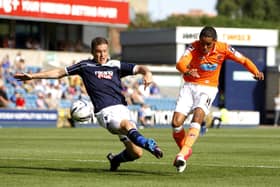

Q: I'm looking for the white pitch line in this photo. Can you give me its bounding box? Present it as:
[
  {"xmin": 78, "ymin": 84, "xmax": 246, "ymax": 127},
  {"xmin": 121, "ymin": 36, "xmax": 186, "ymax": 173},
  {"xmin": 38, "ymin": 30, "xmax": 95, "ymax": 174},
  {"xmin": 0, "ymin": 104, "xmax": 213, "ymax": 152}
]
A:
[{"xmin": 0, "ymin": 157, "xmax": 280, "ymax": 169}]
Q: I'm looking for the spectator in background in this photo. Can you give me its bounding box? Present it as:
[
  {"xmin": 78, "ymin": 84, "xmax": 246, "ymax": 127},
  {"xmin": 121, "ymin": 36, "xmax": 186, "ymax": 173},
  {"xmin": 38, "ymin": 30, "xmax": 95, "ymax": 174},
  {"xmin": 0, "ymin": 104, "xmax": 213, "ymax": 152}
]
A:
[
  {"xmin": 8, "ymin": 34, "xmax": 15, "ymax": 48},
  {"xmin": 274, "ymin": 93, "xmax": 280, "ymax": 127},
  {"xmin": 45, "ymin": 92, "xmax": 58, "ymax": 109},
  {"xmin": 130, "ymin": 81, "xmax": 145, "ymax": 104},
  {"xmin": 120, "ymin": 80, "xmax": 144, "ymax": 105},
  {"xmin": 75, "ymin": 39, "xmax": 83, "ymax": 52},
  {"xmin": 0, "ymin": 80, "xmax": 9, "ymax": 108},
  {"xmin": 2, "ymin": 35, "xmax": 9, "ymax": 48},
  {"xmin": 33, "ymin": 79, "xmax": 46, "ymax": 94},
  {"xmin": 14, "ymin": 51, "xmax": 24, "ymax": 64},
  {"xmin": 32, "ymin": 39, "xmax": 41, "ymax": 50},
  {"xmin": 138, "ymin": 103, "xmax": 154, "ymax": 128},
  {"xmin": 46, "ymin": 81, "xmax": 63, "ymax": 101},
  {"xmin": 1, "ymin": 54, "xmax": 11, "ymax": 70},
  {"xmin": 14, "ymin": 58, "xmax": 26, "ymax": 73},
  {"xmin": 15, "ymin": 92, "xmax": 25, "ymax": 109},
  {"xmin": 36, "ymin": 92, "xmax": 47, "ymax": 109},
  {"xmin": 149, "ymin": 82, "xmax": 161, "ymax": 98},
  {"xmin": 138, "ymin": 79, "xmax": 150, "ymax": 98},
  {"xmin": 22, "ymin": 79, "xmax": 35, "ymax": 93},
  {"xmin": 10, "ymin": 91, "xmax": 18, "ymax": 105},
  {"xmin": 25, "ymin": 37, "xmax": 33, "ymax": 49},
  {"xmin": 3, "ymin": 34, "xmax": 15, "ymax": 48},
  {"xmin": 59, "ymin": 79, "xmax": 69, "ymax": 95}
]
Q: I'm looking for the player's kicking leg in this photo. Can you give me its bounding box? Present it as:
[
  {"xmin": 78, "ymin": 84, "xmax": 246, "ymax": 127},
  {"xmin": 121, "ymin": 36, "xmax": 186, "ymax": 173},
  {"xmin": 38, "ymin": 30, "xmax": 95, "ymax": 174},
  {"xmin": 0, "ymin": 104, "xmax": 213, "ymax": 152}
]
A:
[
  {"xmin": 173, "ymin": 148, "xmax": 192, "ymax": 172},
  {"xmin": 173, "ymin": 122, "xmax": 201, "ymax": 172},
  {"xmin": 127, "ymin": 128, "xmax": 163, "ymax": 158},
  {"xmin": 107, "ymin": 133, "xmax": 163, "ymax": 171},
  {"xmin": 107, "ymin": 136, "xmax": 142, "ymax": 171}
]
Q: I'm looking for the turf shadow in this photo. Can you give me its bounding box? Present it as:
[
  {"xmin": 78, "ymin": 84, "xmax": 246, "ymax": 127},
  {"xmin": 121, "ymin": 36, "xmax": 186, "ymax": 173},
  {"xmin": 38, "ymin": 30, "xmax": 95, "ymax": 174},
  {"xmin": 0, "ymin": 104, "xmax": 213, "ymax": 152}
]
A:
[{"xmin": 0, "ymin": 165, "xmax": 173, "ymax": 176}]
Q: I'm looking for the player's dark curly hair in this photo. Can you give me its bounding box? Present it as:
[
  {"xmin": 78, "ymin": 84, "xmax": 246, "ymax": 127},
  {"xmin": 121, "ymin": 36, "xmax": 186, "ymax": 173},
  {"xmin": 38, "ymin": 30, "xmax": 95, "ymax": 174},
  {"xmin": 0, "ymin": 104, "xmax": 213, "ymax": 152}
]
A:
[
  {"xmin": 199, "ymin": 26, "xmax": 217, "ymax": 40},
  {"xmin": 91, "ymin": 37, "xmax": 108, "ymax": 53}
]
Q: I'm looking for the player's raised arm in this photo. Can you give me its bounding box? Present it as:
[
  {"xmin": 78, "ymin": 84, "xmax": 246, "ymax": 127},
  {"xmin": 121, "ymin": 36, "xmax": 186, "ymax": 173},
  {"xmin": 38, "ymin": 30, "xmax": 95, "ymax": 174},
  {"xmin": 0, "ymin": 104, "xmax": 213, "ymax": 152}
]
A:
[
  {"xmin": 227, "ymin": 50, "xmax": 264, "ymax": 81},
  {"xmin": 14, "ymin": 68, "xmax": 67, "ymax": 81},
  {"xmin": 240, "ymin": 58, "xmax": 264, "ymax": 80}
]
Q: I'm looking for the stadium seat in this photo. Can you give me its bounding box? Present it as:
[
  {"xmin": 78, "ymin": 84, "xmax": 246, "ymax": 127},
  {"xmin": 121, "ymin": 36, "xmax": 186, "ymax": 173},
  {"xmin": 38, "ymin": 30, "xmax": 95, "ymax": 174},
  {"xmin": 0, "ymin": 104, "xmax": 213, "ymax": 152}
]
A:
[
  {"xmin": 26, "ymin": 66, "xmax": 41, "ymax": 73},
  {"xmin": 144, "ymin": 98, "xmax": 176, "ymax": 110},
  {"xmin": 59, "ymin": 99, "xmax": 72, "ymax": 108},
  {"xmin": 128, "ymin": 104, "xmax": 141, "ymax": 111},
  {"xmin": 25, "ymin": 94, "xmax": 38, "ymax": 109}
]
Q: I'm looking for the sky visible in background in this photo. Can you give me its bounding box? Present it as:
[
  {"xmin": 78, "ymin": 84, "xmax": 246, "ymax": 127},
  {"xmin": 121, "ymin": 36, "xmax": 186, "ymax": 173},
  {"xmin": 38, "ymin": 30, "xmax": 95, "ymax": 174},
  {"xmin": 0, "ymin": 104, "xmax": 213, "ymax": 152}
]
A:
[{"xmin": 148, "ymin": 0, "xmax": 217, "ymax": 21}]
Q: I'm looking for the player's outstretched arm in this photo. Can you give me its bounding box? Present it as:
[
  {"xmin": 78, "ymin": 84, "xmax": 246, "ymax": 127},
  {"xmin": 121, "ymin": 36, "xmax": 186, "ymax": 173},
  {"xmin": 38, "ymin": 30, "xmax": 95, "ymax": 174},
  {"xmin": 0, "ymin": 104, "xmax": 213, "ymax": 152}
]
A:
[
  {"xmin": 241, "ymin": 58, "xmax": 264, "ymax": 81},
  {"xmin": 14, "ymin": 68, "xmax": 67, "ymax": 81}
]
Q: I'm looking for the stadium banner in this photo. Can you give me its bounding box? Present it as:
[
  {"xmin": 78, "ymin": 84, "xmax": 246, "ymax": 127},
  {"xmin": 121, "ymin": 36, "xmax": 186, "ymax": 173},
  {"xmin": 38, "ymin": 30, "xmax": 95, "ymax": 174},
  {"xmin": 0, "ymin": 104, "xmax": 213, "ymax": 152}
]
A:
[
  {"xmin": 176, "ymin": 27, "xmax": 278, "ymax": 47},
  {"xmin": 0, "ymin": 108, "xmax": 260, "ymax": 128},
  {"xmin": 0, "ymin": 0, "xmax": 129, "ymax": 26},
  {"xmin": 0, "ymin": 109, "xmax": 57, "ymax": 127},
  {"xmin": 129, "ymin": 110, "xmax": 260, "ymax": 127}
]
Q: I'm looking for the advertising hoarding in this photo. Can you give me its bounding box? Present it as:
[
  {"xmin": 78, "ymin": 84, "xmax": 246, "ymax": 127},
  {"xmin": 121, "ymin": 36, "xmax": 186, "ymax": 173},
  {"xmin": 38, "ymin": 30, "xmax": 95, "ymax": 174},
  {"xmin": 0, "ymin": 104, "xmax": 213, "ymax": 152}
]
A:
[{"xmin": 0, "ymin": 0, "xmax": 129, "ymax": 26}]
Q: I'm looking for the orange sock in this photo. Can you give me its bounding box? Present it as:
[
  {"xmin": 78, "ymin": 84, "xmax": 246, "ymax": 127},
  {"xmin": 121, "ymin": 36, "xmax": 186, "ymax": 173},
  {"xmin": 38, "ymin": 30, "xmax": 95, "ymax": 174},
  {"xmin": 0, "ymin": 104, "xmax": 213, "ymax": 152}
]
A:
[
  {"xmin": 172, "ymin": 127, "xmax": 185, "ymax": 149},
  {"xmin": 178, "ymin": 122, "xmax": 201, "ymax": 158}
]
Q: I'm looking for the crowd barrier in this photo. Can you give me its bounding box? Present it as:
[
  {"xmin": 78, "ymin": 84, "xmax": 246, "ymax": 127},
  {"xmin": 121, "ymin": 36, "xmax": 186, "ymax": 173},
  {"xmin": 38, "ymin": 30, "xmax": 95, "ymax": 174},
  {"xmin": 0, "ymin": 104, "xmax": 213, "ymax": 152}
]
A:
[
  {"xmin": 0, "ymin": 109, "xmax": 57, "ymax": 128},
  {"xmin": 0, "ymin": 108, "xmax": 260, "ymax": 128}
]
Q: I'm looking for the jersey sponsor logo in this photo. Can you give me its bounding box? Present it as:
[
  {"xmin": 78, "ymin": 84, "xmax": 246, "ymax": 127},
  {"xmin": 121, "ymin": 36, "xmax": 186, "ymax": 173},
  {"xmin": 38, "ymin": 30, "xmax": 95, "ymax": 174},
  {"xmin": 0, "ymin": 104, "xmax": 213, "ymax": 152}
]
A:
[
  {"xmin": 200, "ymin": 63, "xmax": 218, "ymax": 71},
  {"xmin": 95, "ymin": 71, "xmax": 113, "ymax": 79}
]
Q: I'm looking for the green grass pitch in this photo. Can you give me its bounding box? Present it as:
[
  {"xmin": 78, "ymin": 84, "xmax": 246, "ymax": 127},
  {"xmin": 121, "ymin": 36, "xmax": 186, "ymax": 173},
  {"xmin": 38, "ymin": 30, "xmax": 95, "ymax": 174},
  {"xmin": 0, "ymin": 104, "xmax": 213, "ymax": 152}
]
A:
[{"xmin": 0, "ymin": 127, "xmax": 280, "ymax": 187}]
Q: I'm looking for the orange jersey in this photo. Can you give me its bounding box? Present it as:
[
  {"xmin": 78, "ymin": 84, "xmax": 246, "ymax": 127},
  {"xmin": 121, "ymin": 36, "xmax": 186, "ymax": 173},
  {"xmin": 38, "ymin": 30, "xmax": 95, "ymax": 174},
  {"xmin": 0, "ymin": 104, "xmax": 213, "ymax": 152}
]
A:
[{"xmin": 176, "ymin": 41, "xmax": 260, "ymax": 87}]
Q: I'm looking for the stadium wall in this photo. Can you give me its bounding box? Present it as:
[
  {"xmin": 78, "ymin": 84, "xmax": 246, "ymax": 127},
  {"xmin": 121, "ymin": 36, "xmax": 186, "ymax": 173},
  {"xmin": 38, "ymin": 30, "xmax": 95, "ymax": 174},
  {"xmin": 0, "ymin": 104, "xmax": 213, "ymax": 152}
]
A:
[{"xmin": 0, "ymin": 108, "xmax": 260, "ymax": 128}]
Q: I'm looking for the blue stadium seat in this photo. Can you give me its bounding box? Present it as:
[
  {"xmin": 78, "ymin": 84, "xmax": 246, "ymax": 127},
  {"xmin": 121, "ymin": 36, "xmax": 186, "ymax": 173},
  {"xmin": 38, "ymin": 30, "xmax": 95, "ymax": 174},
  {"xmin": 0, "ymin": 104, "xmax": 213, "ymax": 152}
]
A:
[
  {"xmin": 5, "ymin": 84, "xmax": 15, "ymax": 99},
  {"xmin": 26, "ymin": 66, "xmax": 41, "ymax": 73},
  {"xmin": 144, "ymin": 98, "xmax": 176, "ymax": 110},
  {"xmin": 60, "ymin": 99, "xmax": 72, "ymax": 108},
  {"xmin": 128, "ymin": 104, "xmax": 141, "ymax": 111},
  {"xmin": 25, "ymin": 94, "xmax": 38, "ymax": 109}
]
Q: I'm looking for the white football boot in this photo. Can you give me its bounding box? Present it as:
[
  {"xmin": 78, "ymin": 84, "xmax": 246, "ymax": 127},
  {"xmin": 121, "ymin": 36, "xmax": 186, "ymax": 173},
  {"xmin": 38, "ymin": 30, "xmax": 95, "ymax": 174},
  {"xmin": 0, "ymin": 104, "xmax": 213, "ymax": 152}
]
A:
[{"xmin": 173, "ymin": 154, "xmax": 186, "ymax": 173}]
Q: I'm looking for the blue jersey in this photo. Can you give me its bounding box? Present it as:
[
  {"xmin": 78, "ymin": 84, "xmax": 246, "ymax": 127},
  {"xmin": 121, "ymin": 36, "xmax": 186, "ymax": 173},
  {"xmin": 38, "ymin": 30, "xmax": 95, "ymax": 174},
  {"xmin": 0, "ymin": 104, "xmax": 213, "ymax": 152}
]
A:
[{"xmin": 66, "ymin": 59, "xmax": 136, "ymax": 113}]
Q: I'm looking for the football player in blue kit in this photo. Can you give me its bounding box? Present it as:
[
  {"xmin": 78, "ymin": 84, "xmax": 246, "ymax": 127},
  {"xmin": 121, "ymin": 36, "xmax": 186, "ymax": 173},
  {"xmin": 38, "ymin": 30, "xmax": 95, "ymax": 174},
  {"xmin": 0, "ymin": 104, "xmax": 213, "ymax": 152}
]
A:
[{"xmin": 14, "ymin": 37, "xmax": 163, "ymax": 171}]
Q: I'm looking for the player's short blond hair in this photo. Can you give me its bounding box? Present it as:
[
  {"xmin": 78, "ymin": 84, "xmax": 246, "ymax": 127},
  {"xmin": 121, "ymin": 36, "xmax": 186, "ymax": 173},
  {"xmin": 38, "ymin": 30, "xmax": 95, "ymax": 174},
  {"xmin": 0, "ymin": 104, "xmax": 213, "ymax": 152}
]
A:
[{"xmin": 91, "ymin": 37, "xmax": 109, "ymax": 54}]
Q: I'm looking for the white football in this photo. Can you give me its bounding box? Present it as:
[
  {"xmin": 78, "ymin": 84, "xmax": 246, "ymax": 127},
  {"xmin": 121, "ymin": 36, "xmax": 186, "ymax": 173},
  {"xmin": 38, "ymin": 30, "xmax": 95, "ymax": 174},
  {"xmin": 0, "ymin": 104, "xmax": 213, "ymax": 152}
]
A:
[{"xmin": 70, "ymin": 99, "xmax": 93, "ymax": 123}]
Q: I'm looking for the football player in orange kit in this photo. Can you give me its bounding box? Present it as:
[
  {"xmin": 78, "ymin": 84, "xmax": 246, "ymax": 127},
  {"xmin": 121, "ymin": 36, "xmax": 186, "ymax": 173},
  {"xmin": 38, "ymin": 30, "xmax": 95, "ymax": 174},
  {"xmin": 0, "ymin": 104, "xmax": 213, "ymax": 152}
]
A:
[{"xmin": 172, "ymin": 26, "xmax": 264, "ymax": 172}]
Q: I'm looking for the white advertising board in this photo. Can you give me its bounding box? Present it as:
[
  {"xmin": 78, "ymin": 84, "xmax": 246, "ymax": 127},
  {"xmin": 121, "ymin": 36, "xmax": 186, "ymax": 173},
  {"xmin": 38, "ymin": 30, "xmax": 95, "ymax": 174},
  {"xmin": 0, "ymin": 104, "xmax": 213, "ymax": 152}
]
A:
[{"xmin": 176, "ymin": 26, "xmax": 278, "ymax": 47}]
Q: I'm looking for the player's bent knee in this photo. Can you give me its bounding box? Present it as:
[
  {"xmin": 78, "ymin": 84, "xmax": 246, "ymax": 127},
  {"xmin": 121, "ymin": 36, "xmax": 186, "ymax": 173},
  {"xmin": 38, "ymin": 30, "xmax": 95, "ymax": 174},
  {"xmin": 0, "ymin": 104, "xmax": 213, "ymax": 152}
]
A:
[
  {"xmin": 120, "ymin": 119, "xmax": 137, "ymax": 133},
  {"xmin": 171, "ymin": 117, "xmax": 184, "ymax": 128},
  {"xmin": 171, "ymin": 112, "xmax": 186, "ymax": 127}
]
